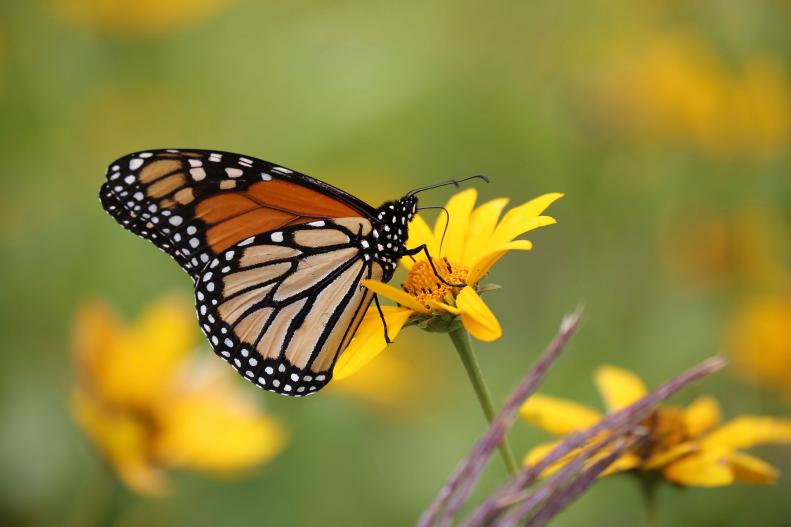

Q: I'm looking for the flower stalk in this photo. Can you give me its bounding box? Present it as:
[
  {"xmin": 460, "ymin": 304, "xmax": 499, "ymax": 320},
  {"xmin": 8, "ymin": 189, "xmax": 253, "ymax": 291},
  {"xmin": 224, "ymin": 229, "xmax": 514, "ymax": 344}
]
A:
[
  {"xmin": 417, "ymin": 310, "xmax": 583, "ymax": 527},
  {"xmin": 638, "ymin": 475, "xmax": 659, "ymax": 527},
  {"xmin": 448, "ymin": 326, "xmax": 518, "ymax": 477}
]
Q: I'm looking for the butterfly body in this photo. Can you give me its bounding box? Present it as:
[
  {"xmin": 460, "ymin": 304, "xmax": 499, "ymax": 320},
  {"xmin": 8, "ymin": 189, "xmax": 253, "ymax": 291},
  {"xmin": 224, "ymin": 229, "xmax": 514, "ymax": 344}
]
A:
[{"xmin": 100, "ymin": 149, "xmax": 416, "ymax": 396}]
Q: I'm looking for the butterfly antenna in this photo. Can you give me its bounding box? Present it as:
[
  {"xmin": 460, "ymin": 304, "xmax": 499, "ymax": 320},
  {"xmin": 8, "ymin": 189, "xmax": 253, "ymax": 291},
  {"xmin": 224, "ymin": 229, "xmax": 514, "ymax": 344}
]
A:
[
  {"xmin": 416, "ymin": 205, "xmax": 451, "ymax": 253},
  {"xmin": 407, "ymin": 174, "xmax": 489, "ymax": 197}
]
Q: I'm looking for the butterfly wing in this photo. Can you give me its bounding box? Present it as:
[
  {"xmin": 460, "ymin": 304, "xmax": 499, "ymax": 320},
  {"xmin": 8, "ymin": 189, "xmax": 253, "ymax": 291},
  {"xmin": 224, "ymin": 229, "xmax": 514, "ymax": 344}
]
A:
[
  {"xmin": 197, "ymin": 218, "xmax": 384, "ymax": 394},
  {"xmin": 99, "ymin": 149, "xmax": 375, "ymax": 277},
  {"xmin": 100, "ymin": 149, "xmax": 384, "ymax": 396}
]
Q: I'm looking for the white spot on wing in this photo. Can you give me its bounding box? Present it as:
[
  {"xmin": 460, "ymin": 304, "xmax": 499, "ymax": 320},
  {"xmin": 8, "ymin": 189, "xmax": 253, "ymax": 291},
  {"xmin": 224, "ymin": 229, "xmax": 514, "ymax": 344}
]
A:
[{"xmin": 190, "ymin": 168, "xmax": 206, "ymax": 181}]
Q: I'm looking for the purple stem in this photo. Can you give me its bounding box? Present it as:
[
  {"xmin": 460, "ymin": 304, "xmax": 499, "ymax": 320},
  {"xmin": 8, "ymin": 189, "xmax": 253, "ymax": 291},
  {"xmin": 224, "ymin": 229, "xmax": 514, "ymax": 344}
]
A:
[
  {"xmin": 462, "ymin": 355, "xmax": 726, "ymax": 527},
  {"xmin": 416, "ymin": 309, "xmax": 584, "ymax": 527},
  {"xmin": 523, "ymin": 439, "xmax": 635, "ymax": 527},
  {"xmin": 492, "ymin": 437, "xmax": 608, "ymax": 527}
]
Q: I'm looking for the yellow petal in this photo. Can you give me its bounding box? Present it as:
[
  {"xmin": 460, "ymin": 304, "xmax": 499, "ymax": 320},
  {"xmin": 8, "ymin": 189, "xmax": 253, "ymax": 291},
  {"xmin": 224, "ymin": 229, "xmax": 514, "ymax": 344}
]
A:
[
  {"xmin": 133, "ymin": 296, "xmax": 196, "ymax": 366},
  {"xmin": 333, "ymin": 307, "xmax": 413, "ymax": 379},
  {"xmin": 702, "ymin": 416, "xmax": 791, "ymax": 450},
  {"xmin": 401, "ymin": 214, "xmax": 437, "ymax": 270},
  {"xmin": 490, "ymin": 192, "xmax": 563, "ymax": 247},
  {"xmin": 490, "ymin": 215, "xmax": 557, "ymax": 249},
  {"xmin": 644, "ymin": 441, "xmax": 698, "ymax": 469},
  {"xmin": 71, "ymin": 388, "xmax": 168, "ymax": 496},
  {"xmin": 330, "ymin": 347, "xmax": 421, "ymax": 410},
  {"xmin": 426, "ymin": 299, "xmax": 461, "ymax": 315},
  {"xmin": 663, "ymin": 449, "xmax": 735, "ymax": 487},
  {"xmin": 467, "ymin": 239, "xmax": 534, "ymax": 285},
  {"xmin": 523, "ymin": 440, "xmax": 568, "ymax": 475},
  {"xmin": 523, "ymin": 439, "xmax": 632, "ymax": 479},
  {"xmin": 461, "ymin": 198, "xmax": 509, "ymax": 268},
  {"xmin": 361, "ymin": 279, "xmax": 430, "ymax": 314},
  {"xmin": 728, "ymin": 451, "xmax": 780, "ymax": 485},
  {"xmin": 456, "ymin": 287, "xmax": 502, "ymax": 341},
  {"xmin": 86, "ymin": 296, "xmax": 196, "ymax": 409},
  {"xmin": 683, "ymin": 396, "xmax": 722, "ymax": 438},
  {"xmin": 72, "ymin": 299, "xmax": 123, "ymax": 373},
  {"xmin": 153, "ymin": 365, "xmax": 286, "ymax": 472},
  {"xmin": 600, "ymin": 452, "xmax": 641, "ymax": 476},
  {"xmin": 519, "ymin": 394, "xmax": 603, "ymax": 435},
  {"xmin": 593, "ymin": 365, "xmax": 648, "ymax": 413},
  {"xmin": 437, "ymin": 188, "xmax": 477, "ymax": 262}
]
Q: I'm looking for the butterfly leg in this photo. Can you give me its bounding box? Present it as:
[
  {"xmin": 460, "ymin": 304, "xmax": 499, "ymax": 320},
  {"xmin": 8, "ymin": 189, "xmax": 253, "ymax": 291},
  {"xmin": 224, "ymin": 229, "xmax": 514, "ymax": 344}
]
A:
[
  {"xmin": 373, "ymin": 294, "xmax": 392, "ymax": 343},
  {"xmin": 404, "ymin": 244, "xmax": 466, "ymax": 288}
]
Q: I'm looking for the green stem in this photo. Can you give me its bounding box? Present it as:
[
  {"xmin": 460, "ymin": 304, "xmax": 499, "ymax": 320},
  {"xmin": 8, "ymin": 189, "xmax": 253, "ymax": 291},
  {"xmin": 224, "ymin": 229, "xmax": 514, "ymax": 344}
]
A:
[
  {"xmin": 638, "ymin": 475, "xmax": 659, "ymax": 527},
  {"xmin": 448, "ymin": 326, "xmax": 518, "ymax": 477}
]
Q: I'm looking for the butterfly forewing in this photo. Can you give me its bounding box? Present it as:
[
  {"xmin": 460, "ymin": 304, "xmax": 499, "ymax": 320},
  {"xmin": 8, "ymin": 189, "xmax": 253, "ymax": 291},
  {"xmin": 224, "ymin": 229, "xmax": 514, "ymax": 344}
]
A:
[{"xmin": 99, "ymin": 149, "xmax": 375, "ymax": 278}]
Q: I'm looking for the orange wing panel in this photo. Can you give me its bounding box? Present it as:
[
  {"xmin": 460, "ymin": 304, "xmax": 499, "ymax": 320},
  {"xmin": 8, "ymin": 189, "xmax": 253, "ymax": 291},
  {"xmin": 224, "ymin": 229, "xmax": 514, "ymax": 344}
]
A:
[
  {"xmin": 206, "ymin": 209, "xmax": 294, "ymax": 252},
  {"xmin": 247, "ymin": 180, "xmax": 361, "ymax": 218},
  {"xmin": 196, "ymin": 179, "xmax": 364, "ymax": 253}
]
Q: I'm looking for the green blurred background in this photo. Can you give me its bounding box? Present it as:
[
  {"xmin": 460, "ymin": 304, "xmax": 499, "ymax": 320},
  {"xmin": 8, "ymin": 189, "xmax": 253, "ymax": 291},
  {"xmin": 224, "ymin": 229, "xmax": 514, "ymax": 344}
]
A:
[{"xmin": 1, "ymin": 1, "xmax": 790, "ymax": 525}]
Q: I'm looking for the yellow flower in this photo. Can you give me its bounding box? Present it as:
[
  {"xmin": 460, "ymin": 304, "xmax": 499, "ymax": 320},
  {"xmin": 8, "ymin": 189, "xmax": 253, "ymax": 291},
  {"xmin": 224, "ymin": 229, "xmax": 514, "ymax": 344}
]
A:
[
  {"xmin": 334, "ymin": 189, "xmax": 562, "ymax": 379},
  {"xmin": 727, "ymin": 294, "xmax": 791, "ymax": 398},
  {"xmin": 52, "ymin": 0, "xmax": 232, "ymax": 37},
  {"xmin": 521, "ymin": 365, "xmax": 791, "ymax": 487},
  {"xmin": 71, "ymin": 296, "xmax": 286, "ymax": 496},
  {"xmin": 591, "ymin": 32, "xmax": 791, "ymax": 159}
]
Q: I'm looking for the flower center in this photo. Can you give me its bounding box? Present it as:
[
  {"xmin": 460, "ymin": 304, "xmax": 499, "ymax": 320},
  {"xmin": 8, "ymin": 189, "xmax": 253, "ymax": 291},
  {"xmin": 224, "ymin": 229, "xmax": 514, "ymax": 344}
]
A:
[
  {"xmin": 632, "ymin": 407, "xmax": 690, "ymax": 460},
  {"xmin": 402, "ymin": 258, "xmax": 469, "ymax": 305}
]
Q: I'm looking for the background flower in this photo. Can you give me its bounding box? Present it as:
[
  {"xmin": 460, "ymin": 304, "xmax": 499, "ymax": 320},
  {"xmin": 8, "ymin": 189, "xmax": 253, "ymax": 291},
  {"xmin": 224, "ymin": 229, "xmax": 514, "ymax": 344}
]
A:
[
  {"xmin": 51, "ymin": 0, "xmax": 233, "ymax": 37},
  {"xmin": 71, "ymin": 297, "xmax": 286, "ymax": 496},
  {"xmin": 521, "ymin": 365, "xmax": 791, "ymax": 487},
  {"xmin": 587, "ymin": 31, "xmax": 791, "ymax": 159},
  {"xmin": 726, "ymin": 294, "xmax": 791, "ymax": 399}
]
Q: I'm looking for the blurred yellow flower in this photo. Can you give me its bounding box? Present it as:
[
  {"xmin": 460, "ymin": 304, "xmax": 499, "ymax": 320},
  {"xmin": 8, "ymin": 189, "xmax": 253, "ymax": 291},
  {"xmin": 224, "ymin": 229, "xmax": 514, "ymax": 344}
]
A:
[
  {"xmin": 727, "ymin": 294, "xmax": 791, "ymax": 397},
  {"xmin": 334, "ymin": 189, "xmax": 563, "ymax": 379},
  {"xmin": 52, "ymin": 0, "xmax": 232, "ymax": 37},
  {"xmin": 659, "ymin": 207, "xmax": 790, "ymax": 291},
  {"xmin": 71, "ymin": 296, "xmax": 286, "ymax": 496},
  {"xmin": 521, "ymin": 365, "xmax": 791, "ymax": 487},
  {"xmin": 330, "ymin": 335, "xmax": 442, "ymax": 415},
  {"xmin": 592, "ymin": 32, "xmax": 791, "ymax": 158}
]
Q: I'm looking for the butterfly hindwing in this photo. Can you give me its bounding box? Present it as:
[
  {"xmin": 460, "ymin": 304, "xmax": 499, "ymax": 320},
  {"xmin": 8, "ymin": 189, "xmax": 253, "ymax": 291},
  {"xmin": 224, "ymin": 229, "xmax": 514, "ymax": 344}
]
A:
[{"xmin": 195, "ymin": 218, "xmax": 384, "ymax": 395}]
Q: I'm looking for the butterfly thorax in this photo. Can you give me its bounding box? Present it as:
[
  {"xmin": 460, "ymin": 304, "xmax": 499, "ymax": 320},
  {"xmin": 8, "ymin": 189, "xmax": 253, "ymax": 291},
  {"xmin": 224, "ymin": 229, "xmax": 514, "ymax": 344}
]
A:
[{"xmin": 364, "ymin": 196, "xmax": 418, "ymax": 276}]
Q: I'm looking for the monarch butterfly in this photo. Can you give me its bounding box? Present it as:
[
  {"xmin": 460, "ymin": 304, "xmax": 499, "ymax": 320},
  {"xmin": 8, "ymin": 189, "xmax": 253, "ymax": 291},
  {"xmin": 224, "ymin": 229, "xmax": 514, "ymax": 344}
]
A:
[{"xmin": 100, "ymin": 149, "xmax": 480, "ymax": 397}]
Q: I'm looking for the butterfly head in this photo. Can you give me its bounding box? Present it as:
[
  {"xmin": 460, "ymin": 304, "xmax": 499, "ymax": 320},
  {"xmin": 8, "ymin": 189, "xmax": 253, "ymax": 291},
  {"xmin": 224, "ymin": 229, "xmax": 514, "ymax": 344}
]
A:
[{"xmin": 369, "ymin": 195, "xmax": 418, "ymax": 272}]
